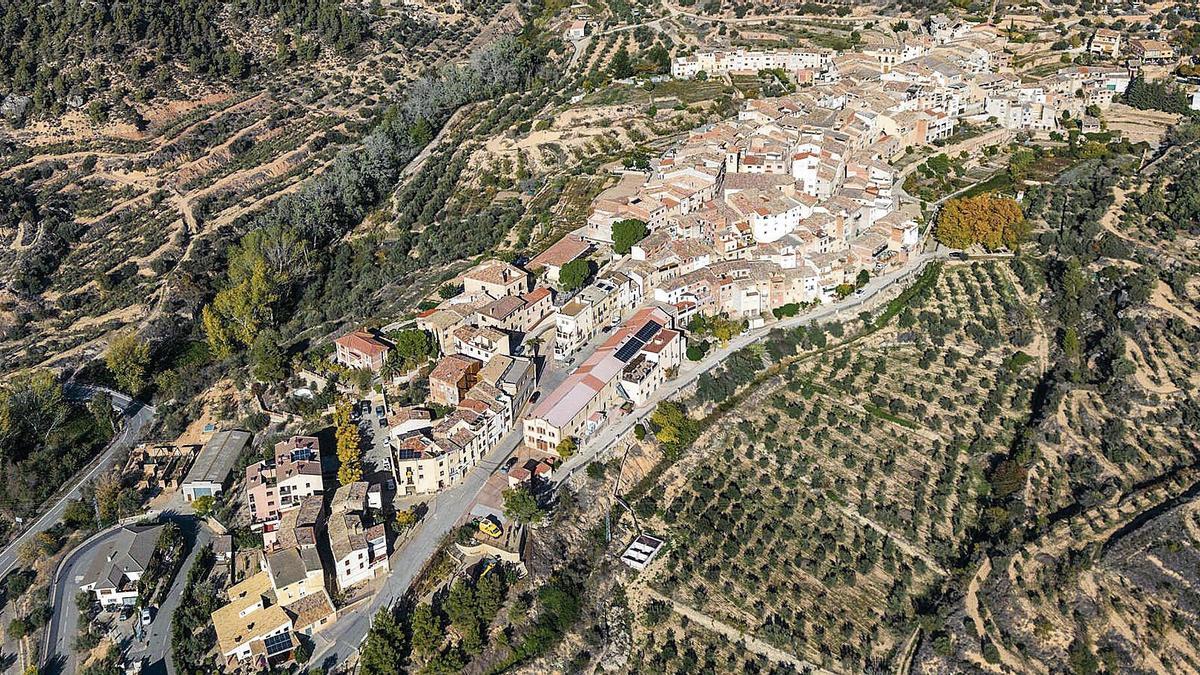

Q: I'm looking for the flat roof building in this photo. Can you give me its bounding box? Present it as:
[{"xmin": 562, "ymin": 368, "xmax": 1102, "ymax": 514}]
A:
[
  {"xmin": 182, "ymin": 430, "xmax": 251, "ymax": 503},
  {"xmin": 621, "ymin": 534, "xmax": 665, "ymax": 570}
]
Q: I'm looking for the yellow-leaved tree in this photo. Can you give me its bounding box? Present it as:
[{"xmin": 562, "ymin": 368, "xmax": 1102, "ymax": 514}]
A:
[
  {"xmin": 201, "ymin": 224, "xmax": 309, "ymax": 358},
  {"xmin": 935, "ymin": 194, "xmax": 1027, "ymax": 251},
  {"xmin": 334, "ymin": 398, "xmax": 363, "ymax": 485},
  {"xmin": 105, "ymin": 332, "xmax": 151, "ymax": 395}
]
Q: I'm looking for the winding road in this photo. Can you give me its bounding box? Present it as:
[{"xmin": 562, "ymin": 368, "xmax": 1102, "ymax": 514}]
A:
[
  {"xmin": 306, "ymin": 236, "xmax": 947, "ymax": 670},
  {"xmin": 307, "ymin": 353, "xmax": 572, "ymax": 670},
  {"xmin": 0, "ymin": 386, "xmax": 155, "ymax": 582}
]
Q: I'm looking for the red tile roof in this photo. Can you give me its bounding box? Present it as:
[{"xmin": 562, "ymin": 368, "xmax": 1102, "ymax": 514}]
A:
[
  {"xmin": 429, "ymin": 354, "xmax": 480, "ymax": 383},
  {"xmin": 529, "ymin": 235, "xmax": 590, "ymax": 270},
  {"xmin": 522, "ymin": 287, "xmax": 551, "ymax": 304},
  {"xmin": 335, "ymin": 330, "xmax": 389, "ymax": 357}
]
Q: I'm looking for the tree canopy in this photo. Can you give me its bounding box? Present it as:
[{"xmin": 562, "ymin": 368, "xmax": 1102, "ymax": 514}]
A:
[
  {"xmin": 612, "ymin": 218, "xmax": 649, "ymax": 255},
  {"xmin": 502, "ymin": 486, "xmax": 544, "ymax": 524},
  {"xmin": 335, "ymin": 398, "xmax": 363, "ymax": 485},
  {"xmin": 558, "ymin": 259, "xmax": 592, "ymax": 292},
  {"xmin": 935, "ymin": 194, "xmax": 1028, "ymax": 251},
  {"xmin": 1123, "ymin": 77, "xmax": 1189, "ymax": 114},
  {"xmin": 105, "ymin": 332, "xmax": 151, "ymax": 394},
  {"xmin": 0, "ymin": 0, "xmax": 370, "ymax": 120},
  {"xmin": 388, "ymin": 329, "xmax": 435, "ymax": 370}
]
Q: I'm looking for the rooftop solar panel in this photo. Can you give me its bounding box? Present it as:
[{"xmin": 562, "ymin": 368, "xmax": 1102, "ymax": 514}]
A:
[
  {"xmin": 634, "ymin": 320, "xmax": 662, "ymax": 343},
  {"xmin": 614, "ymin": 338, "xmax": 643, "ymax": 363},
  {"xmin": 263, "ymin": 632, "xmax": 293, "ymax": 656}
]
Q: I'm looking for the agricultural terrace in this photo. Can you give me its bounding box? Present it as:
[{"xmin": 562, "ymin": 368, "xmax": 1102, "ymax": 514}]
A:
[{"xmin": 637, "ymin": 262, "xmax": 1042, "ymax": 672}]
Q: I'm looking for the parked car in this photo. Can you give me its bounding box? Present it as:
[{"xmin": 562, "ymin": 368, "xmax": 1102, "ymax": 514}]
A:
[
  {"xmin": 140, "ymin": 608, "xmax": 153, "ymax": 626},
  {"xmin": 500, "ymin": 457, "xmax": 520, "ymax": 474},
  {"xmin": 477, "ymin": 518, "xmax": 502, "ymax": 538},
  {"xmin": 529, "ymin": 391, "xmax": 540, "ymax": 404}
]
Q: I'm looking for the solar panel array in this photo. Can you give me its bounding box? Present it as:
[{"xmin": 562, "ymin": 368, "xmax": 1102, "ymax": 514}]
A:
[
  {"xmin": 614, "ymin": 320, "xmax": 663, "ymax": 363},
  {"xmin": 263, "ymin": 632, "xmax": 293, "ymax": 656},
  {"xmin": 614, "ymin": 340, "xmax": 640, "ymax": 363},
  {"xmin": 635, "ymin": 320, "xmax": 662, "ymax": 342}
]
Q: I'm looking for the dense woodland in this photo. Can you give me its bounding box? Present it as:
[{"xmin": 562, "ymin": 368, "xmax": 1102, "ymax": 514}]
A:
[
  {"xmin": 200, "ymin": 33, "xmax": 550, "ymax": 358},
  {"xmin": 0, "ymin": 0, "xmax": 369, "ymax": 118},
  {"xmin": 0, "ymin": 372, "xmax": 114, "ymax": 523}
]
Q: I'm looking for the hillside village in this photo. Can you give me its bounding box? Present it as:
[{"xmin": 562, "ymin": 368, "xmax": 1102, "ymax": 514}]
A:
[
  {"xmin": 10, "ymin": 5, "xmax": 1194, "ymax": 673},
  {"xmin": 95, "ymin": 10, "xmax": 1137, "ymax": 666}
]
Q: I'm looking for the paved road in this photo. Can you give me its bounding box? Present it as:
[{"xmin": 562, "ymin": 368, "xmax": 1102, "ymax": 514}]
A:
[
  {"xmin": 42, "ymin": 525, "xmax": 124, "ymax": 675},
  {"xmin": 143, "ymin": 519, "xmax": 211, "ymax": 675},
  {"xmin": 307, "ymin": 242, "xmax": 945, "ymax": 671},
  {"xmin": 42, "ymin": 514, "xmax": 208, "ymax": 675},
  {"xmin": 555, "ymin": 244, "xmax": 948, "ymax": 481},
  {"xmin": 307, "ymin": 353, "xmax": 572, "ymax": 670},
  {"xmin": 0, "ymin": 386, "xmax": 155, "ymax": 581}
]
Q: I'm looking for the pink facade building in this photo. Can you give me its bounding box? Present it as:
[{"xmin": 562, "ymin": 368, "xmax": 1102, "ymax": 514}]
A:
[{"xmin": 247, "ymin": 436, "xmax": 325, "ymax": 536}]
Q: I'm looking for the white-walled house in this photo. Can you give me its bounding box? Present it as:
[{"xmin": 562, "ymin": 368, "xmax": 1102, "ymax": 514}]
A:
[{"xmin": 78, "ymin": 524, "xmax": 163, "ymax": 608}]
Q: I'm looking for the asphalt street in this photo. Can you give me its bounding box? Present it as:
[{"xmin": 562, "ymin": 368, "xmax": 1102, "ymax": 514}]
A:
[
  {"xmin": 41, "ymin": 525, "xmax": 123, "ymax": 675},
  {"xmin": 307, "ymin": 349, "xmax": 571, "ymax": 669},
  {"xmin": 0, "ymin": 386, "xmax": 155, "ymax": 582},
  {"xmin": 307, "ymin": 242, "xmax": 944, "ymax": 670},
  {"xmin": 145, "ymin": 520, "xmax": 211, "ymax": 675},
  {"xmin": 41, "ymin": 513, "xmax": 210, "ymax": 675}
]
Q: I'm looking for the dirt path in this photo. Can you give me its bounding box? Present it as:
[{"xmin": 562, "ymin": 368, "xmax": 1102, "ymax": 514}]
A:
[
  {"xmin": 2, "ymin": 150, "xmax": 141, "ymax": 179},
  {"xmin": 1094, "ymin": 185, "xmax": 1164, "ymax": 258},
  {"xmin": 1151, "ymin": 282, "xmax": 1200, "ymax": 328},
  {"xmin": 1125, "ymin": 336, "xmax": 1179, "ymax": 395},
  {"xmin": 392, "ymin": 105, "xmax": 472, "ymax": 198},
  {"xmin": 893, "ymin": 627, "xmax": 921, "ymax": 675},
  {"xmin": 643, "ymin": 588, "xmax": 833, "ymax": 674},
  {"xmin": 964, "ymin": 557, "xmax": 1028, "ymax": 672}
]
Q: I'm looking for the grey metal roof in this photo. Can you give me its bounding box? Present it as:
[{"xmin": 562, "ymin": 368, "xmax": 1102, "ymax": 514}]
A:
[{"xmin": 184, "ymin": 430, "xmax": 251, "ymax": 486}]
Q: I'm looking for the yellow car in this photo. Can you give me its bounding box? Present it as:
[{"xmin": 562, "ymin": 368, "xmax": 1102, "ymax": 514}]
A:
[{"xmin": 477, "ymin": 519, "xmax": 502, "ymax": 538}]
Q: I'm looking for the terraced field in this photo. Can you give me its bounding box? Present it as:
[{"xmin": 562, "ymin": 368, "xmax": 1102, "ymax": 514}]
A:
[{"xmin": 630, "ymin": 263, "xmax": 1040, "ymax": 671}]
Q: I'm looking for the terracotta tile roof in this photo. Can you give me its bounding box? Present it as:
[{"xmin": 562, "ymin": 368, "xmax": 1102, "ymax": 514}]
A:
[
  {"xmin": 286, "ymin": 590, "xmax": 335, "ymax": 632},
  {"xmin": 479, "ymin": 295, "xmax": 526, "ymax": 320},
  {"xmin": 335, "ymin": 330, "xmax": 389, "ymax": 357},
  {"xmin": 429, "ymin": 354, "xmax": 480, "ymax": 383},
  {"xmin": 529, "ymin": 235, "xmax": 590, "ymax": 270},
  {"xmin": 522, "ymin": 287, "xmax": 551, "ymax": 304},
  {"xmin": 465, "ymin": 259, "xmax": 527, "ymax": 286}
]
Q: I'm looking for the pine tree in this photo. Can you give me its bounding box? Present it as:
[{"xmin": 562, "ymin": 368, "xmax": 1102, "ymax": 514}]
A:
[
  {"xmin": 360, "ymin": 610, "xmax": 406, "ymax": 675},
  {"xmin": 445, "ymin": 580, "xmax": 482, "ymax": 653},
  {"xmin": 409, "ymin": 602, "xmax": 443, "ymax": 662},
  {"xmin": 611, "ymin": 46, "xmax": 634, "ymax": 79}
]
